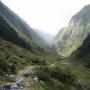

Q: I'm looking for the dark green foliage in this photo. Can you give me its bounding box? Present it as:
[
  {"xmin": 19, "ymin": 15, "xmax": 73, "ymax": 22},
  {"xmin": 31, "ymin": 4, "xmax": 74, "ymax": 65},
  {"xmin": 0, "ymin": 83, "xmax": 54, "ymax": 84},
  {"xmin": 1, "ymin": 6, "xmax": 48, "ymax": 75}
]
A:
[
  {"xmin": 0, "ymin": 38, "xmax": 29, "ymax": 79},
  {"xmin": 0, "ymin": 15, "xmax": 33, "ymax": 51},
  {"xmin": 75, "ymin": 34, "xmax": 90, "ymax": 57},
  {"xmin": 71, "ymin": 34, "xmax": 90, "ymax": 68},
  {"xmin": 35, "ymin": 67, "xmax": 50, "ymax": 81},
  {"xmin": 35, "ymin": 66, "xmax": 76, "ymax": 90},
  {"xmin": 31, "ymin": 57, "xmax": 47, "ymax": 65},
  {"xmin": 50, "ymin": 66, "xmax": 75, "ymax": 85},
  {"xmin": 10, "ymin": 64, "xmax": 17, "ymax": 74}
]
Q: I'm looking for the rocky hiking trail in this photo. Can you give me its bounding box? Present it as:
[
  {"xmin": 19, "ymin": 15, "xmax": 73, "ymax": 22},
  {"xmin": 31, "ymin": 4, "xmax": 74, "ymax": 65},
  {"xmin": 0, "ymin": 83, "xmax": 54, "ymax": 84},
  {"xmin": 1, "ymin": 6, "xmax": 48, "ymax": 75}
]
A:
[
  {"xmin": 0, "ymin": 62, "xmax": 88, "ymax": 90},
  {"xmin": 0, "ymin": 65, "xmax": 41, "ymax": 90},
  {"xmin": 1, "ymin": 64, "xmax": 55, "ymax": 90}
]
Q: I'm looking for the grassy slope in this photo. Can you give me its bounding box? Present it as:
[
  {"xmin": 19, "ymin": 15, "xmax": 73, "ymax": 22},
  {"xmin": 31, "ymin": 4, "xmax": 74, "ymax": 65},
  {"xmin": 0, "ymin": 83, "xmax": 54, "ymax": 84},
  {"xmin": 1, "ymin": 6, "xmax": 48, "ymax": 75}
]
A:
[
  {"xmin": 55, "ymin": 60, "xmax": 90, "ymax": 90},
  {"xmin": 0, "ymin": 36, "xmax": 58, "ymax": 84}
]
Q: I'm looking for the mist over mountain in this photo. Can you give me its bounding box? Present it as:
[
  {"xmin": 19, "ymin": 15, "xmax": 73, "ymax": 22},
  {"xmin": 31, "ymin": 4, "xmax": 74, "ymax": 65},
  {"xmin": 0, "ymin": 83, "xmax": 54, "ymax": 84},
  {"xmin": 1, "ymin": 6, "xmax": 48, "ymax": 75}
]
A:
[
  {"xmin": 34, "ymin": 29, "xmax": 54, "ymax": 45},
  {"xmin": 0, "ymin": 1, "xmax": 47, "ymax": 49}
]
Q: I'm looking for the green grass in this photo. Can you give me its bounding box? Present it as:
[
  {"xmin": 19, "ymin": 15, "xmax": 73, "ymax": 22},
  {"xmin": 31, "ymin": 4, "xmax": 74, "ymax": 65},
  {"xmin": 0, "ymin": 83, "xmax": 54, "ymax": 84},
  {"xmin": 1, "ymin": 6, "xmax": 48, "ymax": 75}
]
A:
[
  {"xmin": 56, "ymin": 61, "xmax": 90, "ymax": 89},
  {"xmin": 34, "ymin": 65, "xmax": 76, "ymax": 90},
  {"xmin": 0, "ymin": 37, "xmax": 58, "ymax": 84}
]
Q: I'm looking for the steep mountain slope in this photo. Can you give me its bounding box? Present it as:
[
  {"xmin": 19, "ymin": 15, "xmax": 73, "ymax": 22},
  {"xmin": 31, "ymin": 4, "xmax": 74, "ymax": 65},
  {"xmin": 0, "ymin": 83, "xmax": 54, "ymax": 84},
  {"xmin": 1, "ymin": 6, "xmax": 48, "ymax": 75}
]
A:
[
  {"xmin": 0, "ymin": 1, "xmax": 47, "ymax": 48},
  {"xmin": 0, "ymin": 15, "xmax": 35, "ymax": 51},
  {"xmin": 71, "ymin": 34, "xmax": 90, "ymax": 68},
  {"xmin": 53, "ymin": 5, "xmax": 90, "ymax": 57},
  {"xmin": 53, "ymin": 27, "xmax": 68, "ymax": 51}
]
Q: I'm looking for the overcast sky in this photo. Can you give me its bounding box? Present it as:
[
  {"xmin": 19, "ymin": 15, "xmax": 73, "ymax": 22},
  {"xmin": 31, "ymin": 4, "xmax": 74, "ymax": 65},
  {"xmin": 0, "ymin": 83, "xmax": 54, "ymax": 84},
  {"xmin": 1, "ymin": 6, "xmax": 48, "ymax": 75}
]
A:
[{"xmin": 1, "ymin": 0, "xmax": 90, "ymax": 35}]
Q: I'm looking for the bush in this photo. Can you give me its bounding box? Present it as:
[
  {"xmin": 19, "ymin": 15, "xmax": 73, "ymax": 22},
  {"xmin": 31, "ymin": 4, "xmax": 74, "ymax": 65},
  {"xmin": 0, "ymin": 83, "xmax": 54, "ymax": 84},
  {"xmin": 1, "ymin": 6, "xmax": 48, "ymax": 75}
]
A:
[
  {"xmin": 31, "ymin": 57, "xmax": 47, "ymax": 65},
  {"xmin": 50, "ymin": 79, "xmax": 64, "ymax": 90},
  {"xmin": 35, "ymin": 67, "xmax": 50, "ymax": 81},
  {"xmin": 35, "ymin": 66, "xmax": 75, "ymax": 90},
  {"xmin": 50, "ymin": 66, "xmax": 76, "ymax": 85}
]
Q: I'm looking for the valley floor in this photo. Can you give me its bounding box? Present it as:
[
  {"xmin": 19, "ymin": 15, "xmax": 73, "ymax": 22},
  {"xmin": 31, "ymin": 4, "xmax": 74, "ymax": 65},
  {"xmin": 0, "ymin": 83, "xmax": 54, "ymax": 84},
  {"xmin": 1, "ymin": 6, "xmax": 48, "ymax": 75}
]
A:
[{"xmin": 1, "ymin": 60, "xmax": 90, "ymax": 90}]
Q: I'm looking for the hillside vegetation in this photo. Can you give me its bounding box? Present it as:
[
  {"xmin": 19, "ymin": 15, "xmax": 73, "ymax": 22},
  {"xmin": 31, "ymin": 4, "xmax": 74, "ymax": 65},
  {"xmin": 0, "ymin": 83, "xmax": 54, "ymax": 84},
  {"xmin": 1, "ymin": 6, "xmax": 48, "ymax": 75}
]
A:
[
  {"xmin": 0, "ymin": 36, "xmax": 58, "ymax": 84},
  {"xmin": 71, "ymin": 34, "xmax": 90, "ymax": 68}
]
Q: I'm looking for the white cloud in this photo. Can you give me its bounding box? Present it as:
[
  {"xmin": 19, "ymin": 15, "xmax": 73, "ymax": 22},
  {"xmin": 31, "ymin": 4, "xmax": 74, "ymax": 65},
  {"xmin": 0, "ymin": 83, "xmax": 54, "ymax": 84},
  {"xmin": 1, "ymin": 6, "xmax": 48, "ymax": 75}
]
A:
[{"xmin": 1, "ymin": 0, "xmax": 90, "ymax": 34}]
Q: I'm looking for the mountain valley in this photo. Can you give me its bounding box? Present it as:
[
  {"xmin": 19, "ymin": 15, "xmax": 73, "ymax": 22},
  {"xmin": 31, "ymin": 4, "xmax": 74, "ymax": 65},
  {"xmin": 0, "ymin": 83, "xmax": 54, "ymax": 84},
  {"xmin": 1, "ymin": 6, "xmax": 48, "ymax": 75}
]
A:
[{"xmin": 0, "ymin": 1, "xmax": 90, "ymax": 90}]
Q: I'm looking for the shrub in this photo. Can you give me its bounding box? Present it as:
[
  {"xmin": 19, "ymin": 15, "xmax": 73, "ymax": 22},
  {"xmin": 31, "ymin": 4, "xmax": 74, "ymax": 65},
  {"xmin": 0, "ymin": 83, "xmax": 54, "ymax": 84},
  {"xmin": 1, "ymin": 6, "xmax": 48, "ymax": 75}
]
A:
[
  {"xmin": 50, "ymin": 66, "xmax": 76, "ymax": 85},
  {"xmin": 35, "ymin": 67, "xmax": 50, "ymax": 81}
]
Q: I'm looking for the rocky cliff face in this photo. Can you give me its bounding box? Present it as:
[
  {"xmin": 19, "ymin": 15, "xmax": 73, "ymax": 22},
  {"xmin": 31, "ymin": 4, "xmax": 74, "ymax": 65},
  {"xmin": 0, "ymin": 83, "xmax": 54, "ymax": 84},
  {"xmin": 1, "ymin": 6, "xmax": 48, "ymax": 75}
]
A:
[{"xmin": 53, "ymin": 5, "xmax": 90, "ymax": 57}]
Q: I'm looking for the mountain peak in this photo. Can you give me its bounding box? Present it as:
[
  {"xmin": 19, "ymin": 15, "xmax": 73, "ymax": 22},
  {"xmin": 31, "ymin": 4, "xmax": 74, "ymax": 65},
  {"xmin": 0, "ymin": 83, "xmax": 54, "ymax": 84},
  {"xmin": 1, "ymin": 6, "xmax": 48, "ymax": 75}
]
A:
[
  {"xmin": 71, "ymin": 4, "xmax": 90, "ymax": 22},
  {"xmin": 83, "ymin": 4, "xmax": 90, "ymax": 9}
]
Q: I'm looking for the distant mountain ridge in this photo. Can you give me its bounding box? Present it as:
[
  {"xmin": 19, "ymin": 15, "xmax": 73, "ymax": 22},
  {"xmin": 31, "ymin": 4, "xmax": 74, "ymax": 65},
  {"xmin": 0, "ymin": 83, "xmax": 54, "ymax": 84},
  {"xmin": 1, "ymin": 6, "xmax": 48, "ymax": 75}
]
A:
[{"xmin": 53, "ymin": 4, "xmax": 90, "ymax": 57}]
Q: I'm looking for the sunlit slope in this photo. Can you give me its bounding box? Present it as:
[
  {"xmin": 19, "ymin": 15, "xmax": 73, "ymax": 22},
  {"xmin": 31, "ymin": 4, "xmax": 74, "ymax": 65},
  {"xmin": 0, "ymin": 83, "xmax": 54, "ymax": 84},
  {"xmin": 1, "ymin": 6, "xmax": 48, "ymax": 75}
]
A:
[
  {"xmin": 53, "ymin": 5, "xmax": 90, "ymax": 57},
  {"xmin": 71, "ymin": 34, "xmax": 90, "ymax": 68}
]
